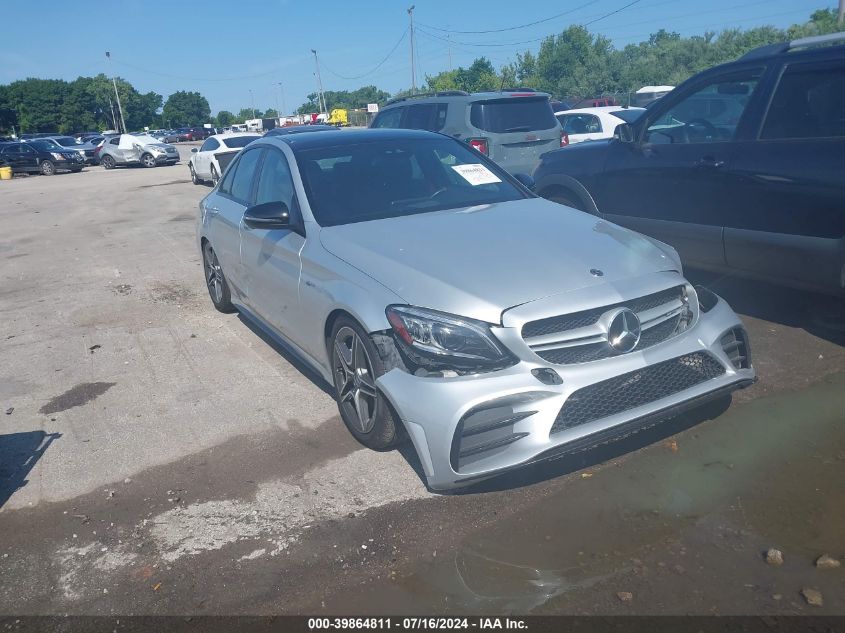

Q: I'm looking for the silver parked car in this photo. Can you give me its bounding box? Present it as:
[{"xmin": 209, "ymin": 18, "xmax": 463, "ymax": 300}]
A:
[
  {"xmin": 98, "ymin": 134, "xmax": 180, "ymax": 169},
  {"xmin": 197, "ymin": 129, "xmax": 755, "ymax": 490}
]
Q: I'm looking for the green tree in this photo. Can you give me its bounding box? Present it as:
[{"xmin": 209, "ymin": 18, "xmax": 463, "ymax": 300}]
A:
[
  {"xmin": 216, "ymin": 110, "xmax": 235, "ymax": 126},
  {"xmin": 162, "ymin": 91, "xmax": 211, "ymax": 127},
  {"xmin": 263, "ymin": 108, "xmax": 278, "ymax": 118},
  {"xmin": 237, "ymin": 107, "xmax": 260, "ymax": 121}
]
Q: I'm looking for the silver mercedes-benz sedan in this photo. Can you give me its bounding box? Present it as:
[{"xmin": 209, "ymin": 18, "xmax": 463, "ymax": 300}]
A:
[{"xmin": 197, "ymin": 128, "xmax": 755, "ymax": 490}]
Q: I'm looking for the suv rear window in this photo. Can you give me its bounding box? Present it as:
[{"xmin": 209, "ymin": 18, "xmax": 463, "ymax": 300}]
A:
[{"xmin": 470, "ymin": 97, "xmax": 558, "ymax": 133}]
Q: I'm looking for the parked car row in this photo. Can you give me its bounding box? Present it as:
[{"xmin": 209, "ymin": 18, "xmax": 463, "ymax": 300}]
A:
[
  {"xmin": 365, "ymin": 34, "xmax": 845, "ymax": 297},
  {"xmin": 189, "ymin": 33, "xmax": 845, "ymax": 494}
]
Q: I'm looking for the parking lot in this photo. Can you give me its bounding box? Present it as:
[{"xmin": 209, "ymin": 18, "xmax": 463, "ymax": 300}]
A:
[{"xmin": 1, "ymin": 144, "xmax": 844, "ymax": 615}]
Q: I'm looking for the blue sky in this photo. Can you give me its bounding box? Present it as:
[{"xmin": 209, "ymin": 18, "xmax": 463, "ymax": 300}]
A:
[{"xmin": 1, "ymin": 0, "xmax": 830, "ymax": 115}]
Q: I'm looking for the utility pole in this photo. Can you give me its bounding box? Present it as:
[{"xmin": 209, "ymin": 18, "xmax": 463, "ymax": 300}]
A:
[
  {"xmin": 105, "ymin": 52, "xmax": 126, "ymax": 133},
  {"xmin": 276, "ymin": 82, "xmax": 286, "ymax": 117},
  {"xmin": 839, "ymin": 0, "xmax": 844, "ymax": 24},
  {"xmin": 249, "ymin": 89, "xmax": 256, "ymax": 118},
  {"xmin": 407, "ymin": 5, "xmax": 416, "ymax": 93},
  {"xmin": 311, "ymin": 49, "xmax": 327, "ymax": 116},
  {"xmin": 448, "ymin": 34, "xmax": 452, "ymax": 71}
]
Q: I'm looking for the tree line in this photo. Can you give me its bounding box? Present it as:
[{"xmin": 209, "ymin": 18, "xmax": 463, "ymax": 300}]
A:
[
  {"xmin": 420, "ymin": 9, "xmax": 841, "ymax": 101},
  {"xmin": 0, "ymin": 9, "xmax": 839, "ymax": 134}
]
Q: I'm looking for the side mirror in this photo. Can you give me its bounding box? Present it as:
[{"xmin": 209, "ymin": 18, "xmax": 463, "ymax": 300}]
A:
[
  {"xmin": 615, "ymin": 123, "xmax": 635, "ymax": 144},
  {"xmin": 512, "ymin": 173, "xmax": 535, "ymax": 190},
  {"xmin": 191, "ymin": 148, "xmax": 198, "ymax": 153},
  {"xmin": 243, "ymin": 201, "xmax": 290, "ymax": 229}
]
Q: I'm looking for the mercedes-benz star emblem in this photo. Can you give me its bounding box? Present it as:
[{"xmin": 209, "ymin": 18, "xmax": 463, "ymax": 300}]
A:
[{"xmin": 606, "ymin": 308, "xmax": 641, "ymax": 353}]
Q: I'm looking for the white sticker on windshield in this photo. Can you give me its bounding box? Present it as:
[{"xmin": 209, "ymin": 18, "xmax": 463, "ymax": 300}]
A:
[{"xmin": 451, "ymin": 164, "xmax": 502, "ymax": 185}]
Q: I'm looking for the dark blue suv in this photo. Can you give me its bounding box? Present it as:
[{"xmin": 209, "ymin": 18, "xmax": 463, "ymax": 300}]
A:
[{"xmin": 534, "ymin": 33, "xmax": 845, "ymax": 296}]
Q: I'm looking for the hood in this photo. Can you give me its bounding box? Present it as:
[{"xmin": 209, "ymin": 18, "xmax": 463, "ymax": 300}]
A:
[
  {"xmin": 542, "ymin": 138, "xmax": 612, "ymax": 161},
  {"xmin": 319, "ymin": 197, "xmax": 680, "ymax": 324}
]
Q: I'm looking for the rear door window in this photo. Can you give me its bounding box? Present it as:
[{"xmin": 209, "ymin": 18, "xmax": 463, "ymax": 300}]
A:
[
  {"xmin": 761, "ymin": 60, "xmax": 845, "ymax": 139},
  {"xmin": 560, "ymin": 114, "xmax": 601, "ymax": 134},
  {"xmin": 371, "ymin": 107, "xmax": 404, "ymax": 128},
  {"xmin": 402, "ymin": 104, "xmax": 448, "ymax": 131},
  {"xmin": 470, "ymin": 97, "xmax": 558, "ymax": 133}
]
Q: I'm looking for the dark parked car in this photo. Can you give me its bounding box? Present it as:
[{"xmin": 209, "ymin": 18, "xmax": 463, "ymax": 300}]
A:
[
  {"xmin": 533, "ymin": 33, "xmax": 845, "ymax": 296},
  {"xmin": 0, "ymin": 140, "xmax": 84, "ymax": 175},
  {"xmin": 41, "ymin": 135, "xmax": 100, "ymax": 164}
]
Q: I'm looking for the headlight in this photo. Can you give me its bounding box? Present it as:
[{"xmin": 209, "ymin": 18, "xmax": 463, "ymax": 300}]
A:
[
  {"xmin": 151, "ymin": 147, "xmax": 166, "ymax": 154},
  {"xmin": 386, "ymin": 305, "xmax": 515, "ymax": 370},
  {"xmin": 50, "ymin": 152, "xmax": 63, "ymax": 160}
]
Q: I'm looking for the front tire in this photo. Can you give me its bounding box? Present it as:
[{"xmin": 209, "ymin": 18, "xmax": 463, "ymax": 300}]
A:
[
  {"xmin": 141, "ymin": 153, "xmax": 157, "ymax": 168},
  {"xmin": 40, "ymin": 160, "xmax": 55, "ymax": 176},
  {"xmin": 190, "ymin": 164, "xmax": 200, "ymax": 185},
  {"xmin": 101, "ymin": 155, "xmax": 115, "ymax": 170},
  {"xmin": 330, "ymin": 317, "xmax": 404, "ymax": 450},
  {"xmin": 201, "ymin": 242, "xmax": 235, "ymax": 313}
]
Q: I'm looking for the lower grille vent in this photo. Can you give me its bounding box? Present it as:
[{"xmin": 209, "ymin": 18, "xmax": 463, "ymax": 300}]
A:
[{"xmin": 551, "ymin": 352, "xmax": 725, "ymax": 434}]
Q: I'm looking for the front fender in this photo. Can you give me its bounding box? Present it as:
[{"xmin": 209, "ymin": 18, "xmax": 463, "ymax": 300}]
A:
[{"xmin": 532, "ymin": 172, "xmax": 602, "ymax": 216}]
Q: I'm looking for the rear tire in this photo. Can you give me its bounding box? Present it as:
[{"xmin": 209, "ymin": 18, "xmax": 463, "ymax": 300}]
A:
[
  {"xmin": 141, "ymin": 153, "xmax": 157, "ymax": 168},
  {"xmin": 40, "ymin": 160, "xmax": 55, "ymax": 176},
  {"xmin": 101, "ymin": 155, "xmax": 115, "ymax": 170},
  {"xmin": 329, "ymin": 317, "xmax": 405, "ymax": 450},
  {"xmin": 210, "ymin": 165, "xmax": 220, "ymax": 186}
]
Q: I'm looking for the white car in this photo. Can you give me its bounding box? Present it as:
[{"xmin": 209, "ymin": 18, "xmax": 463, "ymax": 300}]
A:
[
  {"xmin": 556, "ymin": 106, "xmax": 646, "ymax": 145},
  {"xmin": 188, "ymin": 132, "xmax": 261, "ymax": 185}
]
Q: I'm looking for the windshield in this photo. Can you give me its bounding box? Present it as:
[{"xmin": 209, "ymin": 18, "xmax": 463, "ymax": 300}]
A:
[
  {"xmin": 296, "ymin": 137, "xmax": 527, "ymax": 227},
  {"xmin": 30, "ymin": 140, "xmax": 61, "ymax": 151},
  {"xmin": 222, "ymin": 135, "xmax": 260, "ymax": 149},
  {"xmin": 611, "ymin": 109, "xmax": 646, "ymax": 123},
  {"xmin": 54, "ymin": 137, "xmax": 81, "ymax": 147},
  {"xmin": 470, "ymin": 97, "xmax": 558, "ymax": 133}
]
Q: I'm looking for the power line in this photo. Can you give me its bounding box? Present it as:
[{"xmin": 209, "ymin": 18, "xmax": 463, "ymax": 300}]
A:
[
  {"xmin": 321, "ymin": 28, "xmax": 409, "ymax": 81},
  {"xmin": 414, "ymin": 0, "xmax": 645, "ymax": 48},
  {"xmin": 417, "ymin": 0, "xmax": 602, "ymax": 34},
  {"xmin": 582, "ymin": 0, "xmax": 644, "ymax": 26}
]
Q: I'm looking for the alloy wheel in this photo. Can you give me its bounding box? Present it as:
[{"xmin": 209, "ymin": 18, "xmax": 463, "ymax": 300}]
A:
[
  {"xmin": 332, "ymin": 327, "xmax": 378, "ymax": 434},
  {"xmin": 142, "ymin": 153, "xmax": 156, "ymax": 168},
  {"xmin": 203, "ymin": 244, "xmax": 224, "ymax": 304}
]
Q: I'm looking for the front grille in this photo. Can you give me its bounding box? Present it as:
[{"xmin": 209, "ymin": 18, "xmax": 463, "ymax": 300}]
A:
[
  {"xmin": 523, "ymin": 286, "xmax": 683, "ymax": 339},
  {"xmin": 537, "ymin": 314, "xmax": 683, "ymax": 364},
  {"xmin": 550, "ymin": 352, "xmax": 725, "ymax": 434}
]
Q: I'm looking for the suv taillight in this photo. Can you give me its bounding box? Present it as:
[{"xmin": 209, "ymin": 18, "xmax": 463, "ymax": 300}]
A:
[
  {"xmin": 468, "ymin": 138, "xmax": 488, "ymax": 155},
  {"xmin": 561, "ymin": 132, "xmax": 569, "ymax": 147}
]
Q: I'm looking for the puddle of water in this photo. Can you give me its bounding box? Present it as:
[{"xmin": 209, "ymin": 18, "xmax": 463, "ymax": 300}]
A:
[{"xmin": 320, "ymin": 373, "xmax": 845, "ymax": 614}]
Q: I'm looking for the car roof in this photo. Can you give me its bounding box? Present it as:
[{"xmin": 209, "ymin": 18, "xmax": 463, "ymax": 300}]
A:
[
  {"xmin": 384, "ymin": 89, "xmax": 552, "ymax": 107},
  {"xmin": 210, "ymin": 132, "xmax": 260, "ymax": 140},
  {"xmin": 259, "ymin": 127, "xmax": 443, "ymax": 151},
  {"xmin": 558, "ymin": 106, "xmax": 646, "ymax": 115},
  {"xmin": 265, "ymin": 125, "xmax": 336, "ymax": 136}
]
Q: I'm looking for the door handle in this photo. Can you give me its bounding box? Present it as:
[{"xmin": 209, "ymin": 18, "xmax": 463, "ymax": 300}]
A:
[{"xmin": 695, "ymin": 156, "xmax": 725, "ymax": 169}]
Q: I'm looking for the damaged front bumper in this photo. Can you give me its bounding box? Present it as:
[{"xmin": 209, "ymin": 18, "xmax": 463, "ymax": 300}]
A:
[{"xmin": 376, "ymin": 293, "xmax": 755, "ymax": 491}]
